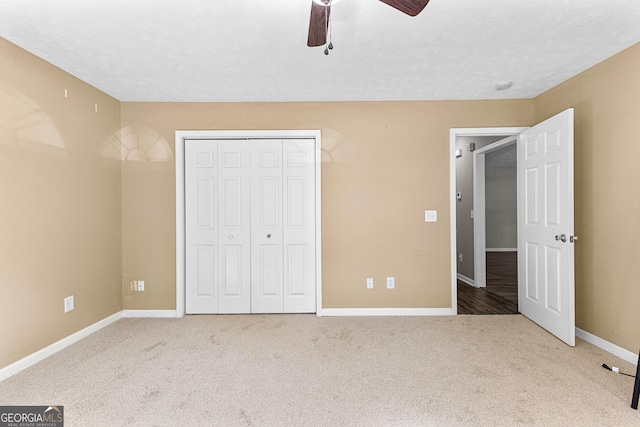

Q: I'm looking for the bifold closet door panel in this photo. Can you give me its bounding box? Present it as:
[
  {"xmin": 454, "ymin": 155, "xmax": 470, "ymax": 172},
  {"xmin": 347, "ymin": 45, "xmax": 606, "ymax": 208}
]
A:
[
  {"xmin": 186, "ymin": 137, "xmax": 317, "ymax": 315},
  {"xmin": 185, "ymin": 140, "xmax": 219, "ymax": 314},
  {"xmin": 217, "ymin": 141, "xmax": 251, "ymax": 314},
  {"xmin": 250, "ymin": 140, "xmax": 284, "ymax": 313},
  {"xmin": 283, "ymin": 139, "xmax": 316, "ymax": 313}
]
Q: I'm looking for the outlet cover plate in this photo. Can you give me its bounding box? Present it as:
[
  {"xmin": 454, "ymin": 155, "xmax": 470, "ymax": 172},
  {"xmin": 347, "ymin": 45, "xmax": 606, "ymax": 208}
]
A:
[
  {"xmin": 386, "ymin": 277, "xmax": 395, "ymax": 289},
  {"xmin": 137, "ymin": 280, "xmax": 145, "ymax": 291}
]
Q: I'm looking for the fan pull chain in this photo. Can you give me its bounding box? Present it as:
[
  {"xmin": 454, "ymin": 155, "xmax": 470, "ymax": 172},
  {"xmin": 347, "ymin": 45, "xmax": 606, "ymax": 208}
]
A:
[
  {"xmin": 328, "ymin": 0, "xmax": 334, "ymax": 51},
  {"xmin": 324, "ymin": 1, "xmax": 330, "ymax": 55},
  {"xmin": 324, "ymin": 0, "xmax": 333, "ymax": 55},
  {"xmin": 328, "ymin": 28, "xmax": 333, "ymax": 51}
]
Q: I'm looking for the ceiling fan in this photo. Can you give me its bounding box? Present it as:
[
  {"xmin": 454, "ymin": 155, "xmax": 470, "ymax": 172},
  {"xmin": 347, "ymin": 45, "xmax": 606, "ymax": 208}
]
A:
[{"xmin": 307, "ymin": 0, "xmax": 430, "ymax": 48}]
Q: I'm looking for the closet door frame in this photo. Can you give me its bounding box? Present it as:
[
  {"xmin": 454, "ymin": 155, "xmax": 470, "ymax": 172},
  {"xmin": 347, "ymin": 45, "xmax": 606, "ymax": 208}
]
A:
[{"xmin": 175, "ymin": 130, "xmax": 322, "ymax": 317}]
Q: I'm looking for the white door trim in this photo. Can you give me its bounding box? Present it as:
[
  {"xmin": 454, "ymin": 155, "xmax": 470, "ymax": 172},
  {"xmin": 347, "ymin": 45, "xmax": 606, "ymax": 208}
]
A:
[
  {"xmin": 472, "ymin": 135, "xmax": 518, "ymax": 288},
  {"xmin": 175, "ymin": 130, "xmax": 322, "ymax": 317},
  {"xmin": 449, "ymin": 128, "xmax": 528, "ymax": 312}
]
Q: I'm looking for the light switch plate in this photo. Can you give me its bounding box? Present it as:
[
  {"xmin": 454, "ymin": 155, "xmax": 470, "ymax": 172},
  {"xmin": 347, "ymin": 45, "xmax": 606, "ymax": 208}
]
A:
[
  {"xmin": 64, "ymin": 295, "xmax": 74, "ymax": 313},
  {"xmin": 425, "ymin": 210, "xmax": 438, "ymax": 222}
]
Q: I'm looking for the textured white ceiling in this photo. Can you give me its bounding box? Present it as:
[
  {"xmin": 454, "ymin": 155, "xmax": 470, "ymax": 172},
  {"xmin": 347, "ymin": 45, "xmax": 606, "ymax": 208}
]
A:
[{"xmin": 1, "ymin": 0, "xmax": 639, "ymax": 102}]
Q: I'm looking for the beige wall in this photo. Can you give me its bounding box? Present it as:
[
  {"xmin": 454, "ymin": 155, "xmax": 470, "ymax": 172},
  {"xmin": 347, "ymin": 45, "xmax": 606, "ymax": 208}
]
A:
[
  {"xmin": 0, "ymin": 38, "xmax": 122, "ymax": 368},
  {"xmin": 120, "ymin": 101, "xmax": 532, "ymax": 310},
  {"xmin": 533, "ymin": 43, "xmax": 640, "ymax": 353},
  {"xmin": 4, "ymin": 32, "xmax": 638, "ymax": 371}
]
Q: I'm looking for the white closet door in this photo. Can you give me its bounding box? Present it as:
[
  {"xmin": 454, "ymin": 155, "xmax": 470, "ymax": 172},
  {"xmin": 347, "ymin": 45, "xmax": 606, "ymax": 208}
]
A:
[
  {"xmin": 217, "ymin": 141, "xmax": 251, "ymax": 313},
  {"xmin": 185, "ymin": 137, "xmax": 317, "ymax": 315},
  {"xmin": 185, "ymin": 140, "xmax": 218, "ymax": 314},
  {"xmin": 283, "ymin": 139, "xmax": 316, "ymax": 313},
  {"xmin": 250, "ymin": 140, "xmax": 284, "ymax": 313}
]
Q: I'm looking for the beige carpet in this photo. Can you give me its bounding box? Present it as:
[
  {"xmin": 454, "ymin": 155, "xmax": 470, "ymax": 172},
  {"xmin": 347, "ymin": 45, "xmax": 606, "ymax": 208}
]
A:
[{"xmin": 1, "ymin": 314, "xmax": 638, "ymax": 426}]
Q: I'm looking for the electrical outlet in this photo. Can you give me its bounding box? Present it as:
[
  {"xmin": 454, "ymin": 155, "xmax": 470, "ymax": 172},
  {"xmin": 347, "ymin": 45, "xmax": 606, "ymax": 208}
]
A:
[
  {"xmin": 137, "ymin": 280, "xmax": 145, "ymax": 291},
  {"xmin": 130, "ymin": 280, "xmax": 137, "ymax": 291},
  {"xmin": 386, "ymin": 277, "xmax": 395, "ymax": 289},
  {"xmin": 366, "ymin": 278, "xmax": 374, "ymax": 289},
  {"xmin": 458, "ymin": 253, "xmax": 463, "ymax": 263},
  {"xmin": 64, "ymin": 295, "xmax": 74, "ymax": 313}
]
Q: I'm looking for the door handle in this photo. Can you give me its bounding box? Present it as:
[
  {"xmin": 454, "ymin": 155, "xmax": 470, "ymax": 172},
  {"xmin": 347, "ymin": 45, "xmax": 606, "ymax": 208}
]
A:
[
  {"xmin": 555, "ymin": 234, "xmax": 567, "ymax": 243},
  {"xmin": 267, "ymin": 234, "xmax": 271, "ymax": 238}
]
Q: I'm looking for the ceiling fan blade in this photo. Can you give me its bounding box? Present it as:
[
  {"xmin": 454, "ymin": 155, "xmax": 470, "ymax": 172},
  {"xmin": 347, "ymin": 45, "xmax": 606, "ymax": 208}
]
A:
[
  {"xmin": 378, "ymin": 0, "xmax": 429, "ymax": 17},
  {"xmin": 307, "ymin": 2, "xmax": 330, "ymax": 47}
]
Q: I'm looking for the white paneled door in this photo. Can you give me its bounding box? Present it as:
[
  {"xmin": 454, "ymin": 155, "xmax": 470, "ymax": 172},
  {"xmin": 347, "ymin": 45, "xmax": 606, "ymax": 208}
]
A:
[
  {"xmin": 185, "ymin": 140, "xmax": 219, "ymax": 314},
  {"xmin": 217, "ymin": 141, "xmax": 251, "ymax": 313},
  {"xmin": 251, "ymin": 140, "xmax": 283, "ymax": 313},
  {"xmin": 282, "ymin": 140, "xmax": 316, "ymax": 313},
  {"xmin": 518, "ymin": 109, "xmax": 575, "ymax": 346},
  {"xmin": 186, "ymin": 139, "xmax": 316, "ymax": 314}
]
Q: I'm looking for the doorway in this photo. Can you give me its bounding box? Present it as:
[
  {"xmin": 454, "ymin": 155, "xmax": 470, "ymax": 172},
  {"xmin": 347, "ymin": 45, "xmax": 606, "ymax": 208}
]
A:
[
  {"xmin": 461, "ymin": 137, "xmax": 520, "ymax": 314},
  {"xmin": 449, "ymin": 128, "xmax": 527, "ymax": 315},
  {"xmin": 473, "ymin": 136, "xmax": 518, "ymax": 287},
  {"xmin": 450, "ymin": 109, "xmax": 576, "ymax": 346}
]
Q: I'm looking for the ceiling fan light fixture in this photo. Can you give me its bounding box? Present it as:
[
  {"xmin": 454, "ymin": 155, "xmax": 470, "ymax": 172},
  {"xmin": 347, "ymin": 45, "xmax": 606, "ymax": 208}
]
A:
[
  {"xmin": 308, "ymin": 0, "xmax": 429, "ymax": 47},
  {"xmin": 495, "ymin": 81, "xmax": 514, "ymax": 91}
]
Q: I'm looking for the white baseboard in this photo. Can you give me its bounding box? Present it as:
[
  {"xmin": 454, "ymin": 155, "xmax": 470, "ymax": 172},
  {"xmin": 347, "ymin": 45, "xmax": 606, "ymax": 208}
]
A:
[
  {"xmin": 0, "ymin": 311, "xmax": 122, "ymax": 383},
  {"xmin": 576, "ymin": 328, "xmax": 638, "ymax": 365},
  {"xmin": 456, "ymin": 274, "xmax": 475, "ymax": 287},
  {"xmin": 486, "ymin": 248, "xmax": 517, "ymax": 252},
  {"xmin": 320, "ymin": 308, "xmax": 455, "ymax": 317},
  {"xmin": 122, "ymin": 310, "xmax": 178, "ymax": 318}
]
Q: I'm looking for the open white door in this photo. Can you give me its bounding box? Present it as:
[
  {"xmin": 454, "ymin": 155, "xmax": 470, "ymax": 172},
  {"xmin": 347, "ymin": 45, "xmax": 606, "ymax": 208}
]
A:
[{"xmin": 518, "ymin": 109, "xmax": 575, "ymax": 346}]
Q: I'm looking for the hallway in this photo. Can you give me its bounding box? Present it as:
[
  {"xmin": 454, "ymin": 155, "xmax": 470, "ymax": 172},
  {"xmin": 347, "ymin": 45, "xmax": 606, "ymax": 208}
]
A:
[{"xmin": 457, "ymin": 251, "xmax": 518, "ymax": 315}]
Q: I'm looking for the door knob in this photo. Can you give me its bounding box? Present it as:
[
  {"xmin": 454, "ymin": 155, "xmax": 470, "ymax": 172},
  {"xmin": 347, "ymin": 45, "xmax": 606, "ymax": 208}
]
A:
[
  {"xmin": 555, "ymin": 234, "xmax": 567, "ymax": 242},
  {"xmin": 267, "ymin": 234, "xmax": 271, "ymax": 238},
  {"xmin": 228, "ymin": 235, "xmax": 233, "ymax": 240}
]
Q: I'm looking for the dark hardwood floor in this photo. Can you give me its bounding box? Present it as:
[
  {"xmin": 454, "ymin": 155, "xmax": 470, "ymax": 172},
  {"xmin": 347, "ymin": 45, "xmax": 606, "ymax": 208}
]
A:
[{"xmin": 457, "ymin": 251, "xmax": 518, "ymax": 315}]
